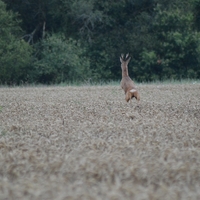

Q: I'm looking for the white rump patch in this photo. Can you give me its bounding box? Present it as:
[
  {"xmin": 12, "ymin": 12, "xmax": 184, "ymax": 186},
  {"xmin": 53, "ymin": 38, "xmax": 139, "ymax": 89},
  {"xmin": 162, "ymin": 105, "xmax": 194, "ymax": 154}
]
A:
[{"xmin": 130, "ymin": 89, "xmax": 137, "ymax": 93}]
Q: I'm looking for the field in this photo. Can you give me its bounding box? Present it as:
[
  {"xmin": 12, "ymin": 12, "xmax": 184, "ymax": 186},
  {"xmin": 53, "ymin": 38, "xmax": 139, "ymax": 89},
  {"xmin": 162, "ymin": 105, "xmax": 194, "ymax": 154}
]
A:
[{"xmin": 0, "ymin": 82, "xmax": 200, "ymax": 200}]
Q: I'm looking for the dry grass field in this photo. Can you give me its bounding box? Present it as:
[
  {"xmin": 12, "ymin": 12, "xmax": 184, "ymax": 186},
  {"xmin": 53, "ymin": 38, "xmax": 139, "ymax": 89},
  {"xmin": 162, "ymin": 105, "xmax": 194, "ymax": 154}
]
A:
[{"xmin": 0, "ymin": 82, "xmax": 200, "ymax": 200}]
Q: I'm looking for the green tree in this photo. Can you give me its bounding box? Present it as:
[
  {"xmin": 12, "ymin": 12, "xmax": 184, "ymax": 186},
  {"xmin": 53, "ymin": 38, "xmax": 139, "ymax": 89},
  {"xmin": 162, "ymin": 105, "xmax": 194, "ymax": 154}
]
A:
[
  {"xmin": 0, "ymin": 0, "xmax": 32, "ymax": 84},
  {"xmin": 1, "ymin": 0, "xmax": 200, "ymax": 83},
  {"xmin": 134, "ymin": 3, "xmax": 200, "ymax": 81},
  {"xmin": 32, "ymin": 34, "xmax": 91, "ymax": 83},
  {"xmin": 2, "ymin": 0, "xmax": 59, "ymax": 43}
]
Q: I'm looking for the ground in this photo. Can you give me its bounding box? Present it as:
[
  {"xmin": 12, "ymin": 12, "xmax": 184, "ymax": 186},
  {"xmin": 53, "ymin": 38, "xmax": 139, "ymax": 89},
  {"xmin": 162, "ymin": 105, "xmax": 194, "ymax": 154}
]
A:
[{"xmin": 0, "ymin": 83, "xmax": 200, "ymax": 200}]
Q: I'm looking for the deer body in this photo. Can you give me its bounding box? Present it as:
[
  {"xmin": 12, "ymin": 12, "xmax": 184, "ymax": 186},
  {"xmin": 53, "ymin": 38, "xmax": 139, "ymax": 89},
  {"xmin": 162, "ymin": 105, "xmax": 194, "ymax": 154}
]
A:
[{"xmin": 120, "ymin": 54, "xmax": 140, "ymax": 103}]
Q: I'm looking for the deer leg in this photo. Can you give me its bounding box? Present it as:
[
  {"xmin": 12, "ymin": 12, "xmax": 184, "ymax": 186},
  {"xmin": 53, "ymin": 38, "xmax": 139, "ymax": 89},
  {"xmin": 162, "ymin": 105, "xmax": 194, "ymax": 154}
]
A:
[{"xmin": 130, "ymin": 98, "xmax": 133, "ymax": 108}]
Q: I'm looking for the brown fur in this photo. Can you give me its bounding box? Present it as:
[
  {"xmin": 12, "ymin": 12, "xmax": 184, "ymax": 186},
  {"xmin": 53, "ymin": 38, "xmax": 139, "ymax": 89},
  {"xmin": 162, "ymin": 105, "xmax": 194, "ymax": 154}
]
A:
[{"xmin": 120, "ymin": 54, "xmax": 140, "ymax": 103}]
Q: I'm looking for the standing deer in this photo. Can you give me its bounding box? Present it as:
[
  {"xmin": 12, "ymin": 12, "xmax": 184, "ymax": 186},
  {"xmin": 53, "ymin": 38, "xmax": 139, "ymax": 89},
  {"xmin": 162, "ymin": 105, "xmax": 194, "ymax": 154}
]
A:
[{"xmin": 120, "ymin": 53, "xmax": 140, "ymax": 104}]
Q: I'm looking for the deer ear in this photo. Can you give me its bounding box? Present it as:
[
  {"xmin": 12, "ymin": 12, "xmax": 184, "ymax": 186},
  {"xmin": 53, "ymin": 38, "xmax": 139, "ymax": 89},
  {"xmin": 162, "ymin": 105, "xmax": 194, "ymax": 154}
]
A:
[
  {"xmin": 125, "ymin": 53, "xmax": 129, "ymax": 59},
  {"xmin": 120, "ymin": 54, "xmax": 124, "ymax": 63},
  {"xmin": 126, "ymin": 56, "xmax": 131, "ymax": 63}
]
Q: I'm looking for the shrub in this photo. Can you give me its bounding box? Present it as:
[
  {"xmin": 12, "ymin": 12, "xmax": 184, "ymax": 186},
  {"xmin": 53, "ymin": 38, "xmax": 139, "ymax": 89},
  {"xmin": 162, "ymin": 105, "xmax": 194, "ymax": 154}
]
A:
[
  {"xmin": 32, "ymin": 34, "xmax": 91, "ymax": 84},
  {"xmin": 134, "ymin": 5, "xmax": 200, "ymax": 81},
  {"xmin": 0, "ymin": 0, "xmax": 32, "ymax": 84}
]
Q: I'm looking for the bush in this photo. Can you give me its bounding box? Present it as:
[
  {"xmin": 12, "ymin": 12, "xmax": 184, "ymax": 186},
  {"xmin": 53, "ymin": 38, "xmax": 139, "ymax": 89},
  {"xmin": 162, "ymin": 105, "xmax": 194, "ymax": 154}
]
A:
[
  {"xmin": 134, "ymin": 5, "xmax": 200, "ymax": 81},
  {"xmin": 32, "ymin": 34, "xmax": 91, "ymax": 84},
  {"xmin": 0, "ymin": 0, "xmax": 32, "ymax": 84}
]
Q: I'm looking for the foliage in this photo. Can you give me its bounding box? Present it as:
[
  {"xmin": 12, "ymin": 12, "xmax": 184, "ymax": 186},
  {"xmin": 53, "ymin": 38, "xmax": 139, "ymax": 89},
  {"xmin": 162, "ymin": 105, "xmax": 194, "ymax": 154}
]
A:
[
  {"xmin": 0, "ymin": 0, "xmax": 32, "ymax": 84},
  {"xmin": 32, "ymin": 34, "xmax": 91, "ymax": 83},
  {"xmin": 135, "ymin": 4, "xmax": 200, "ymax": 81},
  {"xmin": 1, "ymin": 0, "xmax": 200, "ymax": 84}
]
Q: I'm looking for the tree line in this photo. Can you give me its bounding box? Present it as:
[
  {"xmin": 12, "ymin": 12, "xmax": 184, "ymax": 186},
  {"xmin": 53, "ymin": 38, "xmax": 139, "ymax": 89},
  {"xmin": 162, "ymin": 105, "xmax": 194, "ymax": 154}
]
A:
[{"xmin": 1, "ymin": 0, "xmax": 200, "ymax": 84}]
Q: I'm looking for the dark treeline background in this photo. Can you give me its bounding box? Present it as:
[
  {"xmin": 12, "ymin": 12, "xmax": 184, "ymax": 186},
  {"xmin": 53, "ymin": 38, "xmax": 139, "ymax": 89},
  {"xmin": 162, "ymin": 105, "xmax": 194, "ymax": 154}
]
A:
[{"xmin": 1, "ymin": 0, "xmax": 200, "ymax": 84}]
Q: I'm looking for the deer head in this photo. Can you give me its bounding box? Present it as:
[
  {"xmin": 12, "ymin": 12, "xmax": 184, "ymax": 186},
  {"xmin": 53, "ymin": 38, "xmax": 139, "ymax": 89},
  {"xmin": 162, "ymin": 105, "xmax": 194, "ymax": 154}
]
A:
[{"xmin": 120, "ymin": 53, "xmax": 131, "ymax": 77}]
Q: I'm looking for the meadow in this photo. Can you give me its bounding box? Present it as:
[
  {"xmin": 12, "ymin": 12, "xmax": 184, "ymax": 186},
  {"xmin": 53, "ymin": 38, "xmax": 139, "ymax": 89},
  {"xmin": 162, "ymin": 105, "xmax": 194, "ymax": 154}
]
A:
[{"xmin": 0, "ymin": 82, "xmax": 200, "ymax": 200}]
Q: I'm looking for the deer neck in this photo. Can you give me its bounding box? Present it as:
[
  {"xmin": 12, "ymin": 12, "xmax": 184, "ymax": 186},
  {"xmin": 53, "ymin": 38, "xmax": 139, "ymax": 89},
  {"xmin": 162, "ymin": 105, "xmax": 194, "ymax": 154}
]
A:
[{"xmin": 121, "ymin": 64, "xmax": 129, "ymax": 77}]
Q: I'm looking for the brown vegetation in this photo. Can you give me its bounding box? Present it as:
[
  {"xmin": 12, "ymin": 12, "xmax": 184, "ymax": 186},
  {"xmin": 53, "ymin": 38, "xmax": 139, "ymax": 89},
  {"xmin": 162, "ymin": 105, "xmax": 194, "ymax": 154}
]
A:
[{"xmin": 0, "ymin": 83, "xmax": 200, "ymax": 200}]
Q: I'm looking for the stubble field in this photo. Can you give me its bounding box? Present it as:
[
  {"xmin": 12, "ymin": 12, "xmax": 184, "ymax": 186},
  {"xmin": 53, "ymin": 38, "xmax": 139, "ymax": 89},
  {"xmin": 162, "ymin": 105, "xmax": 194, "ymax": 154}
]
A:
[{"xmin": 0, "ymin": 83, "xmax": 200, "ymax": 200}]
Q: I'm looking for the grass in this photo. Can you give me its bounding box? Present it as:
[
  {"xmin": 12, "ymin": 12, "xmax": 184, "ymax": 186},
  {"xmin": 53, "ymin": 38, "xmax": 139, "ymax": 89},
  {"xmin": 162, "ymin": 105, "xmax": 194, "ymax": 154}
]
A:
[
  {"xmin": 0, "ymin": 78, "xmax": 199, "ymax": 88},
  {"xmin": 0, "ymin": 81, "xmax": 200, "ymax": 200},
  {"xmin": 58, "ymin": 78, "xmax": 200, "ymax": 87}
]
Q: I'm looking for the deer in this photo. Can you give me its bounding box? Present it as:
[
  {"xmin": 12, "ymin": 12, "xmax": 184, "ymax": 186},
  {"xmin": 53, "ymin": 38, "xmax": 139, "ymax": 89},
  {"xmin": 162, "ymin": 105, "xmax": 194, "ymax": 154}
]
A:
[{"xmin": 120, "ymin": 53, "xmax": 140, "ymax": 105}]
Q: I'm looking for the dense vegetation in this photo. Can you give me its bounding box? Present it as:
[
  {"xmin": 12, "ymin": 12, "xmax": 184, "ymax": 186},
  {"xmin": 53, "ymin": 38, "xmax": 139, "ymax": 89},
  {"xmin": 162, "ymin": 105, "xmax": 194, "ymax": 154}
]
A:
[
  {"xmin": 0, "ymin": 84, "xmax": 200, "ymax": 199},
  {"xmin": 1, "ymin": 0, "xmax": 200, "ymax": 84}
]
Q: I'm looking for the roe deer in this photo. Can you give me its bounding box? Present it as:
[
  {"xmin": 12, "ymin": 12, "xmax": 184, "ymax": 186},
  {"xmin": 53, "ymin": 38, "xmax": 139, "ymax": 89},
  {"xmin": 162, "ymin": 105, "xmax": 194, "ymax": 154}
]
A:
[{"xmin": 120, "ymin": 53, "xmax": 140, "ymax": 104}]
